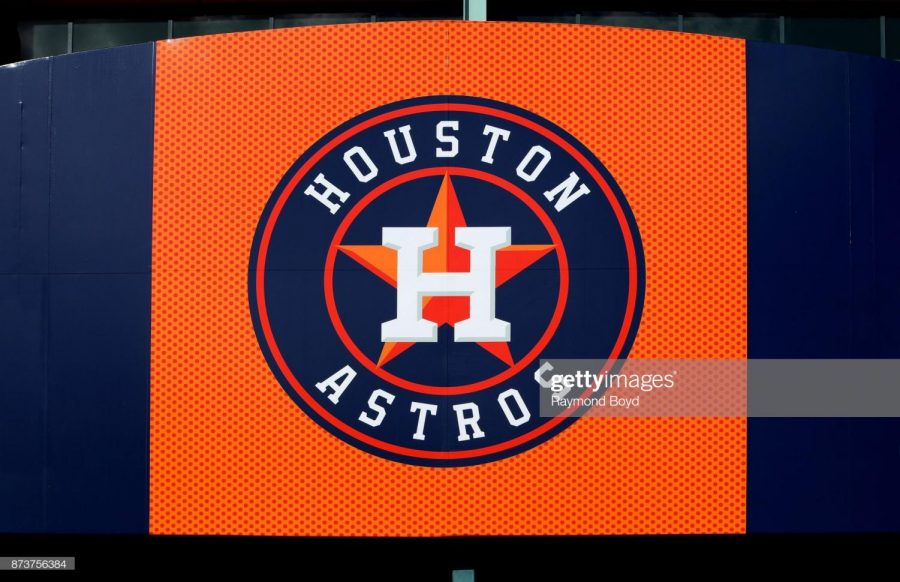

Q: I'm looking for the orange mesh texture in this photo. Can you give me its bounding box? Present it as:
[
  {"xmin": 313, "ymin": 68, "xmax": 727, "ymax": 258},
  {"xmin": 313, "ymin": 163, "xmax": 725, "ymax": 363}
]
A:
[{"xmin": 150, "ymin": 21, "xmax": 747, "ymax": 536}]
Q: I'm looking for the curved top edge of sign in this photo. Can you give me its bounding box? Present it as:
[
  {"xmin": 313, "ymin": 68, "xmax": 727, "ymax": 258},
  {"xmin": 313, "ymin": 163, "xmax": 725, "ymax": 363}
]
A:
[{"xmin": 3, "ymin": 19, "xmax": 900, "ymax": 70}]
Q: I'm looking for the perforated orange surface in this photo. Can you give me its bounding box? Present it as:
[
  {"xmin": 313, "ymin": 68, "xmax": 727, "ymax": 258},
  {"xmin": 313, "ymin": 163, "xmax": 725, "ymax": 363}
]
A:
[{"xmin": 150, "ymin": 21, "xmax": 747, "ymax": 535}]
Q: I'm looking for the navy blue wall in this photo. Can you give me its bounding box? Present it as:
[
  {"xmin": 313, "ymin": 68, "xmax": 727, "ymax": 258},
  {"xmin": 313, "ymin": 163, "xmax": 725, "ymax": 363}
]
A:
[
  {"xmin": 747, "ymin": 43, "xmax": 900, "ymax": 532},
  {"xmin": 0, "ymin": 44, "xmax": 154, "ymax": 533}
]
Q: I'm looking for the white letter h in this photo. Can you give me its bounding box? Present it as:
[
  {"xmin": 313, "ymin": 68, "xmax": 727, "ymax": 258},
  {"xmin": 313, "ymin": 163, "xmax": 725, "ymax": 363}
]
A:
[{"xmin": 381, "ymin": 226, "xmax": 511, "ymax": 343}]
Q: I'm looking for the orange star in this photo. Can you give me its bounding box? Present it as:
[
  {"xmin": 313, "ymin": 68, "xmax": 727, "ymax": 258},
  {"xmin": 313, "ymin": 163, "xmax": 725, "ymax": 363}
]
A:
[{"xmin": 339, "ymin": 173, "xmax": 555, "ymax": 367}]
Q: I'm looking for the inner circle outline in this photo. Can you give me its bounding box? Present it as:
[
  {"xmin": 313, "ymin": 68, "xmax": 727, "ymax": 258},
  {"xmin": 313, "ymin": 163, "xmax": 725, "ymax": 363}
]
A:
[{"xmin": 324, "ymin": 166, "xmax": 568, "ymax": 396}]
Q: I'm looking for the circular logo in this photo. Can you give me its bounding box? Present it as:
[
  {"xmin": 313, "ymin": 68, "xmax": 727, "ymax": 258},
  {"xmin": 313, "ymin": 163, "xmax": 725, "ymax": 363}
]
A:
[{"xmin": 249, "ymin": 96, "xmax": 644, "ymax": 466}]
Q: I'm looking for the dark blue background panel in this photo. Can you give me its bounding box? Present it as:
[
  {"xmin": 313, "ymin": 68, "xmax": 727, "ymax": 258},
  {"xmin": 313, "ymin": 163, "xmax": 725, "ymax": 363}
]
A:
[
  {"xmin": 46, "ymin": 275, "xmax": 151, "ymax": 533},
  {"xmin": 0, "ymin": 59, "xmax": 50, "ymax": 275},
  {"xmin": 749, "ymin": 419, "xmax": 900, "ymax": 532},
  {"xmin": 0, "ymin": 58, "xmax": 51, "ymax": 534},
  {"xmin": 0, "ymin": 275, "xmax": 47, "ymax": 532},
  {"xmin": 748, "ymin": 42, "xmax": 900, "ymax": 532},
  {"xmin": 851, "ymin": 58, "xmax": 900, "ymax": 358},
  {"xmin": 49, "ymin": 44, "xmax": 155, "ymax": 274},
  {"xmin": 0, "ymin": 44, "xmax": 154, "ymax": 534}
]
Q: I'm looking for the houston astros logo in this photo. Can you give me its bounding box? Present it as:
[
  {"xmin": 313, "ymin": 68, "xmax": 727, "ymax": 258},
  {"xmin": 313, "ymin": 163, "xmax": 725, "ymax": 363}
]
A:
[{"xmin": 250, "ymin": 96, "xmax": 644, "ymax": 466}]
